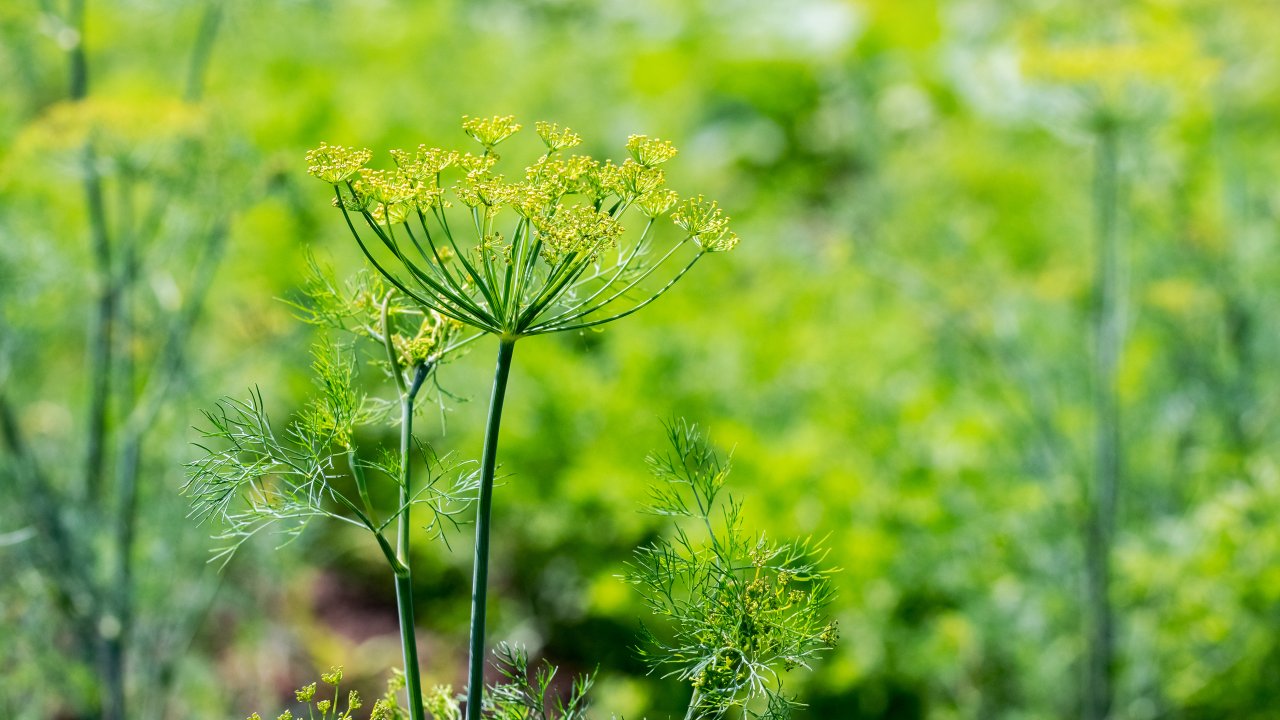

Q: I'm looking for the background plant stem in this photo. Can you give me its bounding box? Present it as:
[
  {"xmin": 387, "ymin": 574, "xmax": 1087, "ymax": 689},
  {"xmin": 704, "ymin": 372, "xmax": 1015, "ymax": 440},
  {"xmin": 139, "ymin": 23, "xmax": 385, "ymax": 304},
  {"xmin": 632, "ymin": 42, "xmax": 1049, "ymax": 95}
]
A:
[
  {"xmin": 1084, "ymin": 119, "xmax": 1122, "ymax": 720},
  {"xmin": 466, "ymin": 337, "xmax": 516, "ymax": 720}
]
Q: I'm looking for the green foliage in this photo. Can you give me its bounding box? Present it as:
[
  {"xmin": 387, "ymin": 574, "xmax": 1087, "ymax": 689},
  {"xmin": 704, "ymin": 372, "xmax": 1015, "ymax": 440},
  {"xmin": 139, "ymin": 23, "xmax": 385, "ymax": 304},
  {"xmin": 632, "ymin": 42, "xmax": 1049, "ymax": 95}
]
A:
[
  {"xmin": 186, "ymin": 255, "xmax": 477, "ymax": 559},
  {"xmin": 184, "ymin": 381, "xmax": 462, "ymax": 563},
  {"xmin": 482, "ymin": 643, "xmax": 594, "ymax": 720},
  {"xmin": 628, "ymin": 421, "xmax": 836, "ymax": 718},
  {"xmin": 421, "ymin": 643, "xmax": 595, "ymax": 720},
  {"xmin": 185, "ymin": 359, "xmax": 471, "ymax": 568}
]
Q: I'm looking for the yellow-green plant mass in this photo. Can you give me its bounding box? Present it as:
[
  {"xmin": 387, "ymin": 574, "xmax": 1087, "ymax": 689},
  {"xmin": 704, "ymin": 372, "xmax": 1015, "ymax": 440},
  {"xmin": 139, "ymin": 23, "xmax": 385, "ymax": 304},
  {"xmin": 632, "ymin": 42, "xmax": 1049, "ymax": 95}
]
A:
[{"xmin": 305, "ymin": 116, "xmax": 736, "ymax": 339}]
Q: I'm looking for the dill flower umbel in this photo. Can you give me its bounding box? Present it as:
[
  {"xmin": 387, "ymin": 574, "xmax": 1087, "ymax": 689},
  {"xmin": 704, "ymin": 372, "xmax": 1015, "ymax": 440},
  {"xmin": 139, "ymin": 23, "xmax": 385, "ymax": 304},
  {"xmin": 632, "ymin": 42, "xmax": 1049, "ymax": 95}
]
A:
[
  {"xmin": 534, "ymin": 121, "xmax": 582, "ymax": 152},
  {"xmin": 306, "ymin": 115, "xmax": 738, "ymax": 338},
  {"xmin": 306, "ymin": 143, "xmax": 373, "ymax": 184},
  {"xmin": 625, "ymin": 133, "xmax": 678, "ymax": 167},
  {"xmin": 462, "ymin": 114, "xmax": 522, "ymax": 150}
]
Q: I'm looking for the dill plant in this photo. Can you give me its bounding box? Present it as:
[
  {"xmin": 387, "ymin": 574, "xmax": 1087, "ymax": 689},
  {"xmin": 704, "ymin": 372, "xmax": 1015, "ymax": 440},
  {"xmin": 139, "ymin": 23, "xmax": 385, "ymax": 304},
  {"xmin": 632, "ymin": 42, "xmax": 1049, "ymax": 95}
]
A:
[
  {"xmin": 185, "ymin": 265, "xmax": 476, "ymax": 720},
  {"xmin": 304, "ymin": 116, "xmax": 739, "ymax": 718},
  {"xmin": 627, "ymin": 421, "xmax": 837, "ymax": 719}
]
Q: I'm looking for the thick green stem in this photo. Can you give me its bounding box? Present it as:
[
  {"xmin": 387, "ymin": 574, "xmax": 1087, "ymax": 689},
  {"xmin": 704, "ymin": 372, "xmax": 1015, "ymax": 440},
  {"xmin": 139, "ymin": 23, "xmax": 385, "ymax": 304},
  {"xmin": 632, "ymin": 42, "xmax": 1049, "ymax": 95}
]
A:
[
  {"xmin": 465, "ymin": 337, "xmax": 517, "ymax": 720},
  {"xmin": 395, "ymin": 363, "xmax": 429, "ymax": 720}
]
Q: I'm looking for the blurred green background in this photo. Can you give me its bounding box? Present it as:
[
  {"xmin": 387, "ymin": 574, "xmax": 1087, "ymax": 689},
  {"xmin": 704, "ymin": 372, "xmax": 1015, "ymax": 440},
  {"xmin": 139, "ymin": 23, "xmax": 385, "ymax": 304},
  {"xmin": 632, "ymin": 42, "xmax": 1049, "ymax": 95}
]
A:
[{"xmin": 3, "ymin": 0, "xmax": 1280, "ymax": 718}]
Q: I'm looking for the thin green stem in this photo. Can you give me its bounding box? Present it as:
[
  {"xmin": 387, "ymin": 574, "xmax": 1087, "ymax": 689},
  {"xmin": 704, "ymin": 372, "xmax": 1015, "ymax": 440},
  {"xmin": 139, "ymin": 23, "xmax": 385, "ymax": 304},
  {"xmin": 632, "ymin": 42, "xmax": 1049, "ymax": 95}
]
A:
[
  {"xmin": 533, "ymin": 252, "xmax": 704, "ymax": 334},
  {"xmin": 465, "ymin": 337, "xmax": 517, "ymax": 720},
  {"xmin": 395, "ymin": 361, "xmax": 430, "ymax": 720},
  {"xmin": 381, "ymin": 293, "xmax": 427, "ymax": 720},
  {"xmin": 534, "ymin": 223, "xmax": 666, "ymax": 327},
  {"xmin": 366, "ymin": 206, "xmax": 487, "ymax": 324},
  {"xmin": 335, "ymin": 193, "xmax": 477, "ymax": 327},
  {"xmin": 348, "ymin": 449, "xmax": 377, "ymax": 526}
]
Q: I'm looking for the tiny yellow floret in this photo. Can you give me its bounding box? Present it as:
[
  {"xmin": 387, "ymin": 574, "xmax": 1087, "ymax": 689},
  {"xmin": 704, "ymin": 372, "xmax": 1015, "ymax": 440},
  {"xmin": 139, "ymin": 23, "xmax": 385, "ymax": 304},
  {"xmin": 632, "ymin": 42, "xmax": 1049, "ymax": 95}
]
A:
[{"xmin": 626, "ymin": 134, "xmax": 678, "ymax": 167}]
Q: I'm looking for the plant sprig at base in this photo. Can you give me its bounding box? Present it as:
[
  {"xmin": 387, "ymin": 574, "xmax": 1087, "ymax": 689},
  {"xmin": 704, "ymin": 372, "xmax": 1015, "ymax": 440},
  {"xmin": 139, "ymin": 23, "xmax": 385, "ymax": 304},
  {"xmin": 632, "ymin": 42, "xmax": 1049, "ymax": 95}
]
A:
[
  {"xmin": 629, "ymin": 421, "xmax": 838, "ymax": 718},
  {"xmin": 306, "ymin": 116, "xmax": 739, "ymax": 718}
]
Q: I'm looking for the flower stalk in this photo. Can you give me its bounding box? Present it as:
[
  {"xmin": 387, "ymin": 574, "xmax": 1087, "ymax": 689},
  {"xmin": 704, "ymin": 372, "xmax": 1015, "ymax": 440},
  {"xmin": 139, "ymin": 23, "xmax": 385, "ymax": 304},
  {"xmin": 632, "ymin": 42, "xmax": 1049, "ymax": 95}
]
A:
[
  {"xmin": 394, "ymin": 345, "xmax": 431, "ymax": 720},
  {"xmin": 465, "ymin": 337, "xmax": 515, "ymax": 720}
]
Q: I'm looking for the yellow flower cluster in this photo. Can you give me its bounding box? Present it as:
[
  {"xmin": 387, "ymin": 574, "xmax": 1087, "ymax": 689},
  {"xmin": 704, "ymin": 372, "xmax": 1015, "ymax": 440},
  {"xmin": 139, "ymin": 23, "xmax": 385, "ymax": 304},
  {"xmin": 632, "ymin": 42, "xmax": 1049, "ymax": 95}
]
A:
[
  {"xmin": 535, "ymin": 120, "xmax": 582, "ymax": 151},
  {"xmin": 306, "ymin": 142, "xmax": 372, "ymax": 184},
  {"xmin": 526, "ymin": 154, "xmax": 614, "ymax": 200},
  {"xmin": 391, "ymin": 144, "xmax": 458, "ymax": 178},
  {"xmin": 362, "ymin": 168, "xmax": 415, "ymax": 205},
  {"xmin": 672, "ymin": 196, "xmax": 739, "ymax": 252},
  {"xmin": 619, "ymin": 159, "xmax": 665, "ymax": 198},
  {"xmin": 637, "ymin": 188, "xmax": 679, "ymax": 218},
  {"xmin": 462, "ymin": 114, "xmax": 522, "ymax": 149},
  {"xmin": 508, "ymin": 182, "xmax": 553, "ymax": 218},
  {"xmin": 395, "ymin": 311, "xmax": 460, "ymax": 366},
  {"xmin": 626, "ymin": 134, "xmax": 678, "ymax": 167},
  {"xmin": 534, "ymin": 204, "xmax": 624, "ymax": 263},
  {"xmin": 454, "ymin": 173, "xmax": 511, "ymax": 209},
  {"xmin": 307, "ymin": 115, "xmax": 739, "ymax": 303}
]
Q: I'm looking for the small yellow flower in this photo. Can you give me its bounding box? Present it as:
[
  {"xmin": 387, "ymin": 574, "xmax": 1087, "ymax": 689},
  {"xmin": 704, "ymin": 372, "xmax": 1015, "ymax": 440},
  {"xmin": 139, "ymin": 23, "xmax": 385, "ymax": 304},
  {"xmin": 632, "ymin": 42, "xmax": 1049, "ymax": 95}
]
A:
[
  {"xmin": 672, "ymin": 195, "xmax": 726, "ymax": 237},
  {"xmin": 371, "ymin": 201, "xmax": 411, "ymax": 226},
  {"xmin": 625, "ymin": 134, "xmax": 678, "ymax": 167},
  {"xmin": 413, "ymin": 185, "xmax": 445, "ymax": 211},
  {"xmin": 473, "ymin": 232, "xmax": 510, "ymax": 264},
  {"xmin": 619, "ymin": 159, "xmax": 665, "ymax": 198},
  {"xmin": 535, "ymin": 204, "xmax": 623, "ymax": 262},
  {"xmin": 672, "ymin": 195, "xmax": 738, "ymax": 252},
  {"xmin": 306, "ymin": 143, "xmax": 372, "ymax": 184},
  {"xmin": 508, "ymin": 182, "xmax": 553, "ymax": 218},
  {"xmin": 535, "ymin": 121, "xmax": 582, "ymax": 152},
  {"xmin": 637, "ymin": 188, "xmax": 679, "ymax": 218},
  {"xmin": 361, "ymin": 169, "xmax": 415, "ymax": 206},
  {"xmin": 462, "ymin": 114, "xmax": 522, "ymax": 149},
  {"xmin": 391, "ymin": 145, "xmax": 457, "ymax": 178},
  {"xmin": 295, "ymin": 682, "xmax": 317, "ymax": 703},
  {"xmin": 454, "ymin": 174, "xmax": 511, "ymax": 209},
  {"xmin": 587, "ymin": 160, "xmax": 624, "ymax": 201},
  {"xmin": 457, "ymin": 152, "xmax": 498, "ymax": 174},
  {"xmin": 321, "ymin": 666, "xmax": 343, "ymax": 686}
]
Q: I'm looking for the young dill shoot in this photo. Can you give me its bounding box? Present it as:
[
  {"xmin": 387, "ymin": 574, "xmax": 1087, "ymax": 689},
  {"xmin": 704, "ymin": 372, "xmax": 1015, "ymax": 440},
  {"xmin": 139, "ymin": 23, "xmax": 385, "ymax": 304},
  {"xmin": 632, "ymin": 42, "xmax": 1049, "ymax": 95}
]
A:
[
  {"xmin": 626, "ymin": 420, "xmax": 838, "ymax": 720},
  {"xmin": 421, "ymin": 643, "xmax": 594, "ymax": 720}
]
